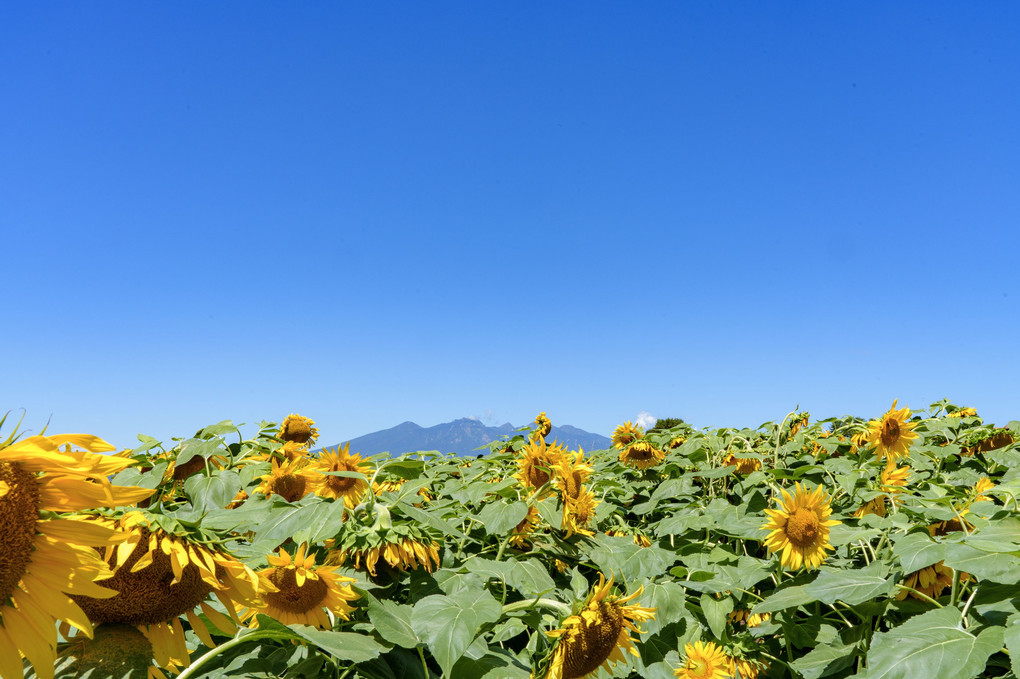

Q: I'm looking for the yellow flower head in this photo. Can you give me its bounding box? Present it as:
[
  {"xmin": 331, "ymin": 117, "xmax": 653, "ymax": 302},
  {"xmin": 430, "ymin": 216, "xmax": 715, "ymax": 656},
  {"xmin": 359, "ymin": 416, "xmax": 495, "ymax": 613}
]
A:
[
  {"xmin": 278, "ymin": 414, "xmax": 319, "ymax": 446},
  {"xmin": 0, "ymin": 433, "xmax": 155, "ymax": 679},
  {"xmin": 865, "ymin": 400, "xmax": 919, "ymax": 461},
  {"xmin": 256, "ymin": 457, "xmax": 316, "ymax": 503},
  {"xmin": 312, "ymin": 443, "xmax": 372, "ymax": 508},
  {"xmin": 510, "ymin": 505, "xmax": 542, "ymax": 549},
  {"xmin": 722, "ymin": 453, "xmax": 762, "ymax": 475},
  {"xmin": 674, "ymin": 640, "xmax": 731, "ymax": 679},
  {"xmin": 243, "ymin": 544, "xmax": 358, "ymax": 629},
  {"xmin": 544, "ymin": 574, "xmax": 655, "ymax": 679},
  {"xmin": 515, "ymin": 438, "xmax": 566, "ymax": 494},
  {"xmin": 534, "ymin": 412, "xmax": 553, "ymax": 439},
  {"xmin": 619, "ymin": 440, "xmax": 665, "ymax": 470},
  {"xmin": 762, "ymin": 482, "xmax": 841, "ymax": 571},
  {"xmin": 611, "ymin": 421, "xmax": 643, "ymax": 449}
]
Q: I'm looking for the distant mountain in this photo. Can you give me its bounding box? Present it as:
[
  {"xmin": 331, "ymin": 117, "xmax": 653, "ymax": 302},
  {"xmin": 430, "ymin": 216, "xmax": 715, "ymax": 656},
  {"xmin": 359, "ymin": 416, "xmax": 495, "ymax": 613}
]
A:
[{"xmin": 323, "ymin": 418, "xmax": 612, "ymax": 457}]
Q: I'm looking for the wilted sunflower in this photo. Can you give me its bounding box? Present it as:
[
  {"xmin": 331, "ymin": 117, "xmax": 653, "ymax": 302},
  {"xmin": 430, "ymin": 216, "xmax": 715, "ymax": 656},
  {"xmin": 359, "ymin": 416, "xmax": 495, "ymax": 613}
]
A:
[
  {"xmin": 534, "ymin": 412, "xmax": 553, "ymax": 439},
  {"xmin": 607, "ymin": 530, "xmax": 652, "ymax": 547},
  {"xmin": 256, "ymin": 457, "xmax": 316, "ymax": 503},
  {"xmin": 673, "ymin": 640, "xmax": 731, "ymax": 679},
  {"xmin": 730, "ymin": 655, "xmax": 768, "ymax": 679},
  {"xmin": 619, "ymin": 440, "xmax": 665, "ymax": 470},
  {"xmin": 854, "ymin": 462, "xmax": 910, "ymax": 518},
  {"xmin": 865, "ymin": 400, "xmax": 919, "ymax": 461},
  {"xmin": 72, "ymin": 512, "xmax": 266, "ymax": 673},
  {"xmin": 243, "ymin": 544, "xmax": 358, "ymax": 629},
  {"xmin": 0, "ymin": 433, "xmax": 155, "ymax": 679},
  {"xmin": 722, "ymin": 453, "xmax": 761, "ymax": 475},
  {"xmin": 762, "ymin": 482, "xmax": 841, "ymax": 571},
  {"xmin": 561, "ymin": 485, "xmax": 600, "ymax": 538},
  {"xmin": 544, "ymin": 574, "xmax": 655, "ymax": 679},
  {"xmin": 668, "ymin": 435, "xmax": 687, "ymax": 449},
  {"xmin": 510, "ymin": 505, "xmax": 542, "ymax": 549},
  {"xmin": 973, "ymin": 476, "xmax": 995, "ymax": 503},
  {"xmin": 727, "ymin": 609, "xmax": 769, "ymax": 628},
  {"xmin": 897, "ymin": 561, "xmax": 955, "ymax": 601},
  {"xmin": 312, "ymin": 442, "xmax": 372, "ymax": 507},
  {"xmin": 328, "ymin": 534, "xmax": 440, "ymax": 577},
  {"xmin": 278, "ymin": 414, "xmax": 319, "ymax": 446},
  {"xmin": 515, "ymin": 438, "xmax": 566, "ymax": 495},
  {"xmin": 611, "ymin": 421, "xmax": 643, "ymax": 449}
]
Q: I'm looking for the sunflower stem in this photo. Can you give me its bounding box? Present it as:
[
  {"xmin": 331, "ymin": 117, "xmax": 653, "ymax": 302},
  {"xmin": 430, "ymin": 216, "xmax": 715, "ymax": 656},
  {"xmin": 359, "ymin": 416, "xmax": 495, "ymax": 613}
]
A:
[
  {"xmin": 176, "ymin": 631, "xmax": 272, "ymax": 679},
  {"xmin": 501, "ymin": 597, "xmax": 572, "ymax": 617},
  {"xmin": 894, "ymin": 584, "xmax": 943, "ymax": 607}
]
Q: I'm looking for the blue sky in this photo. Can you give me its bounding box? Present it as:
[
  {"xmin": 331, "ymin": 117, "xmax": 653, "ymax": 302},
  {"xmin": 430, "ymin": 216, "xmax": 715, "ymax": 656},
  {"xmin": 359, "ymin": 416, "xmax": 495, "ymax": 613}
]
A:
[{"xmin": 4, "ymin": 3, "xmax": 1019, "ymax": 450}]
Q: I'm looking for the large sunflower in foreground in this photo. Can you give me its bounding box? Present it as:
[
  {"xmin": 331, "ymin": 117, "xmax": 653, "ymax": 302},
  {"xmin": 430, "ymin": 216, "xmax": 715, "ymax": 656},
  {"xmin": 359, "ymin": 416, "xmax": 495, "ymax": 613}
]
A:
[
  {"xmin": 312, "ymin": 443, "xmax": 373, "ymax": 508},
  {"xmin": 761, "ymin": 482, "xmax": 841, "ymax": 571},
  {"xmin": 0, "ymin": 433, "xmax": 154, "ymax": 679},
  {"xmin": 865, "ymin": 400, "xmax": 919, "ymax": 461},
  {"xmin": 243, "ymin": 544, "xmax": 358, "ymax": 629},
  {"xmin": 673, "ymin": 640, "xmax": 731, "ymax": 679},
  {"xmin": 543, "ymin": 574, "xmax": 655, "ymax": 679},
  {"xmin": 71, "ymin": 511, "xmax": 266, "ymax": 673}
]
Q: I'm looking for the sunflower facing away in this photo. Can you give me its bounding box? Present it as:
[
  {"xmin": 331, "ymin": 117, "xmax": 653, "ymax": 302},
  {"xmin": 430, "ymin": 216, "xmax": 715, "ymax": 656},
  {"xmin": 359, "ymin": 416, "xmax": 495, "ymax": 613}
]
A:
[
  {"xmin": 534, "ymin": 412, "xmax": 553, "ymax": 440},
  {"xmin": 0, "ymin": 433, "xmax": 155, "ymax": 679},
  {"xmin": 673, "ymin": 640, "xmax": 732, "ymax": 679},
  {"xmin": 865, "ymin": 400, "xmax": 919, "ymax": 461},
  {"xmin": 278, "ymin": 413, "xmax": 319, "ymax": 446},
  {"xmin": 243, "ymin": 544, "xmax": 358, "ymax": 629},
  {"xmin": 544, "ymin": 574, "xmax": 655, "ymax": 679},
  {"xmin": 71, "ymin": 511, "xmax": 266, "ymax": 673},
  {"xmin": 611, "ymin": 421, "xmax": 643, "ymax": 449},
  {"xmin": 312, "ymin": 442, "xmax": 373, "ymax": 507},
  {"xmin": 619, "ymin": 440, "xmax": 665, "ymax": 470},
  {"xmin": 762, "ymin": 482, "xmax": 841, "ymax": 571}
]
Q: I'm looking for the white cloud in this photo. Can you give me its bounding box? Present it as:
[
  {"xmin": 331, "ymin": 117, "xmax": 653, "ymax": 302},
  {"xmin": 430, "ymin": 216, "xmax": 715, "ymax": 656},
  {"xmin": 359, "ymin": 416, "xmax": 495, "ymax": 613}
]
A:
[{"xmin": 635, "ymin": 411, "xmax": 656, "ymax": 429}]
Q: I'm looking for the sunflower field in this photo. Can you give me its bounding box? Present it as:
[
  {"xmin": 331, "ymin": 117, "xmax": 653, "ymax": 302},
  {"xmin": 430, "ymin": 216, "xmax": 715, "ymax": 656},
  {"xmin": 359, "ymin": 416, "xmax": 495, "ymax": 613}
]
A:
[{"xmin": 2, "ymin": 402, "xmax": 1019, "ymax": 679}]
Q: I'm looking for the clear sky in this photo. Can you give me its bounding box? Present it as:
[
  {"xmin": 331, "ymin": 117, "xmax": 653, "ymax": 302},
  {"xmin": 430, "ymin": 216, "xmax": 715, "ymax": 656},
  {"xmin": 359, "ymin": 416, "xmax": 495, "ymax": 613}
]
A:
[{"xmin": 4, "ymin": 3, "xmax": 1019, "ymax": 450}]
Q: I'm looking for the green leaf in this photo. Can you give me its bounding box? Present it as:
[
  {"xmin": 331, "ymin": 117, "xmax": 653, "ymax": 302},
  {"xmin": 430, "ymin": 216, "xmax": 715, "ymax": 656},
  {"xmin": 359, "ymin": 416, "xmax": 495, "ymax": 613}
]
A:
[
  {"xmin": 941, "ymin": 544, "xmax": 1020, "ymax": 585},
  {"xmin": 463, "ymin": 556, "xmax": 514, "ymax": 582},
  {"xmin": 893, "ymin": 532, "xmax": 947, "ymax": 573},
  {"xmin": 476, "ymin": 501, "xmax": 529, "ymax": 535},
  {"xmin": 802, "ymin": 561, "xmax": 895, "ymax": 605},
  {"xmin": 699, "ymin": 593, "xmax": 733, "ymax": 640},
  {"xmin": 364, "ymin": 591, "xmax": 419, "ymax": 649},
  {"xmin": 410, "ymin": 590, "xmax": 502, "ymax": 677},
  {"xmin": 860, "ymin": 606, "xmax": 1004, "ymax": 679},
  {"xmin": 176, "ymin": 437, "xmax": 225, "ymax": 465},
  {"xmin": 1004, "ymin": 613, "xmax": 1020, "ymax": 678},
  {"xmin": 184, "ymin": 470, "xmax": 241, "ymax": 513},
  {"xmin": 791, "ymin": 636, "xmax": 859, "ymax": 679},
  {"xmin": 287, "ymin": 626, "xmax": 386, "ymax": 663},
  {"xmin": 586, "ymin": 534, "xmax": 676, "ymax": 583},
  {"xmin": 507, "ymin": 559, "xmax": 556, "ymax": 597},
  {"xmin": 396, "ymin": 501, "xmax": 469, "ymax": 539},
  {"xmin": 637, "ymin": 581, "xmax": 688, "ymax": 635},
  {"xmin": 752, "ymin": 584, "xmax": 811, "ymax": 615}
]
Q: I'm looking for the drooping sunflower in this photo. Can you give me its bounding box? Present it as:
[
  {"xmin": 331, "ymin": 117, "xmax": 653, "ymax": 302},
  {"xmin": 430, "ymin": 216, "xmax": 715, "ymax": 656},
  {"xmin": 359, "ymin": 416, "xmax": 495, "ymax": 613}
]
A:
[
  {"xmin": 611, "ymin": 421, "xmax": 643, "ymax": 449},
  {"xmin": 544, "ymin": 574, "xmax": 655, "ymax": 679},
  {"xmin": 730, "ymin": 655, "xmax": 768, "ymax": 679},
  {"xmin": 515, "ymin": 438, "xmax": 566, "ymax": 495},
  {"xmin": 854, "ymin": 462, "xmax": 910, "ymax": 518},
  {"xmin": 243, "ymin": 544, "xmax": 358, "ymax": 629},
  {"xmin": 0, "ymin": 433, "xmax": 155, "ymax": 679},
  {"xmin": 727, "ymin": 609, "xmax": 770, "ymax": 628},
  {"xmin": 619, "ymin": 440, "xmax": 665, "ymax": 470},
  {"xmin": 255, "ymin": 457, "xmax": 316, "ymax": 503},
  {"xmin": 896, "ymin": 560, "xmax": 955, "ymax": 601},
  {"xmin": 722, "ymin": 453, "xmax": 762, "ymax": 475},
  {"xmin": 71, "ymin": 511, "xmax": 266, "ymax": 673},
  {"xmin": 865, "ymin": 400, "xmax": 919, "ymax": 461},
  {"xmin": 561, "ymin": 485, "xmax": 600, "ymax": 538},
  {"xmin": 607, "ymin": 530, "xmax": 652, "ymax": 547},
  {"xmin": 973, "ymin": 476, "xmax": 995, "ymax": 503},
  {"xmin": 534, "ymin": 412, "xmax": 553, "ymax": 440},
  {"xmin": 668, "ymin": 435, "xmax": 687, "ymax": 450},
  {"xmin": 947, "ymin": 406, "xmax": 978, "ymax": 418},
  {"xmin": 57, "ymin": 624, "xmax": 170, "ymax": 679},
  {"xmin": 327, "ymin": 533, "xmax": 441, "ymax": 577},
  {"xmin": 312, "ymin": 442, "xmax": 373, "ymax": 507},
  {"xmin": 761, "ymin": 482, "xmax": 841, "ymax": 571},
  {"xmin": 278, "ymin": 414, "xmax": 319, "ymax": 446},
  {"xmin": 673, "ymin": 640, "xmax": 732, "ymax": 679},
  {"xmin": 510, "ymin": 505, "xmax": 542, "ymax": 549}
]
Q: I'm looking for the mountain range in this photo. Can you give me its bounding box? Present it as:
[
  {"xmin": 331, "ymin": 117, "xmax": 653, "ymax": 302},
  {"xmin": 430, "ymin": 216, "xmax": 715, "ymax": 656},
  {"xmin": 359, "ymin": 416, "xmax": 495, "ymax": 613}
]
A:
[{"xmin": 321, "ymin": 418, "xmax": 612, "ymax": 457}]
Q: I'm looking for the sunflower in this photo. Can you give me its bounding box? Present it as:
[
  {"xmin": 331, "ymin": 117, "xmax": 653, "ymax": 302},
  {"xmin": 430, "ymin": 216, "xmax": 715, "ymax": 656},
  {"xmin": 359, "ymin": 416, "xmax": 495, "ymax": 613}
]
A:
[
  {"xmin": 619, "ymin": 440, "xmax": 665, "ymax": 470},
  {"xmin": 896, "ymin": 561, "xmax": 955, "ymax": 601},
  {"xmin": 0, "ymin": 433, "xmax": 155, "ymax": 679},
  {"xmin": 544, "ymin": 574, "xmax": 655, "ymax": 679},
  {"xmin": 730, "ymin": 655, "xmax": 768, "ymax": 679},
  {"xmin": 673, "ymin": 640, "xmax": 732, "ymax": 679},
  {"xmin": 255, "ymin": 456, "xmax": 316, "ymax": 503},
  {"xmin": 973, "ymin": 476, "xmax": 994, "ymax": 503},
  {"xmin": 607, "ymin": 530, "xmax": 652, "ymax": 547},
  {"xmin": 510, "ymin": 505, "xmax": 542, "ymax": 549},
  {"xmin": 278, "ymin": 414, "xmax": 319, "ymax": 446},
  {"xmin": 788, "ymin": 413, "xmax": 810, "ymax": 438},
  {"xmin": 854, "ymin": 462, "xmax": 910, "ymax": 518},
  {"xmin": 762, "ymin": 482, "xmax": 841, "ymax": 571},
  {"xmin": 865, "ymin": 400, "xmax": 919, "ymax": 461},
  {"xmin": 515, "ymin": 438, "xmax": 566, "ymax": 495},
  {"xmin": 947, "ymin": 407, "xmax": 977, "ymax": 418},
  {"xmin": 668, "ymin": 435, "xmax": 687, "ymax": 449},
  {"xmin": 71, "ymin": 511, "xmax": 266, "ymax": 673},
  {"xmin": 722, "ymin": 453, "xmax": 761, "ymax": 475},
  {"xmin": 534, "ymin": 412, "xmax": 553, "ymax": 440},
  {"xmin": 328, "ymin": 535, "xmax": 440, "ymax": 577},
  {"xmin": 312, "ymin": 442, "xmax": 372, "ymax": 507},
  {"xmin": 58, "ymin": 624, "xmax": 169, "ymax": 679},
  {"xmin": 561, "ymin": 485, "xmax": 600, "ymax": 538},
  {"xmin": 243, "ymin": 544, "xmax": 358, "ymax": 629},
  {"xmin": 727, "ymin": 609, "xmax": 770, "ymax": 628},
  {"xmin": 611, "ymin": 421, "xmax": 643, "ymax": 449}
]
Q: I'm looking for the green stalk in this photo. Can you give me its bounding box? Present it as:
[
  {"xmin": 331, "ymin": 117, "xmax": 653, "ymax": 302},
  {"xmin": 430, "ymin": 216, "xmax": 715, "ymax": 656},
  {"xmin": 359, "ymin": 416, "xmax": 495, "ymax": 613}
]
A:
[{"xmin": 502, "ymin": 598, "xmax": 572, "ymax": 618}]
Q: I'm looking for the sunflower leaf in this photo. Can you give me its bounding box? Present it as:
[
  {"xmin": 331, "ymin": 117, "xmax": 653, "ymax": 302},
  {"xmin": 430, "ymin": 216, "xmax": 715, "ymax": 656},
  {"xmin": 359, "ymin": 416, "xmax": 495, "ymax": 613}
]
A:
[
  {"xmin": 475, "ymin": 500, "xmax": 529, "ymax": 535},
  {"xmin": 410, "ymin": 590, "xmax": 501, "ymax": 677}
]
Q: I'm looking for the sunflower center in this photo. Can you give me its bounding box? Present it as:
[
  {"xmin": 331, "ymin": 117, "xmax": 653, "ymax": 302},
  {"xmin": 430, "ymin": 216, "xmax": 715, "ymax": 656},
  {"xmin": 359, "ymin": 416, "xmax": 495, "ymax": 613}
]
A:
[
  {"xmin": 72, "ymin": 529, "xmax": 214, "ymax": 625},
  {"xmin": 880, "ymin": 418, "xmax": 900, "ymax": 447},
  {"xmin": 264, "ymin": 568, "xmax": 328, "ymax": 614},
  {"xmin": 528, "ymin": 465, "xmax": 551, "ymax": 488},
  {"xmin": 562, "ymin": 601, "xmax": 624, "ymax": 678},
  {"xmin": 629, "ymin": 445, "xmax": 652, "ymax": 460},
  {"xmin": 689, "ymin": 657, "xmax": 711, "ymax": 678},
  {"xmin": 282, "ymin": 420, "xmax": 313, "ymax": 444},
  {"xmin": 325, "ymin": 468, "xmax": 358, "ymax": 493},
  {"xmin": 786, "ymin": 508, "xmax": 820, "ymax": 547},
  {"xmin": 0, "ymin": 461, "xmax": 41, "ymax": 605},
  {"xmin": 269, "ymin": 474, "xmax": 307, "ymax": 503},
  {"xmin": 63, "ymin": 623, "xmax": 155, "ymax": 676}
]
